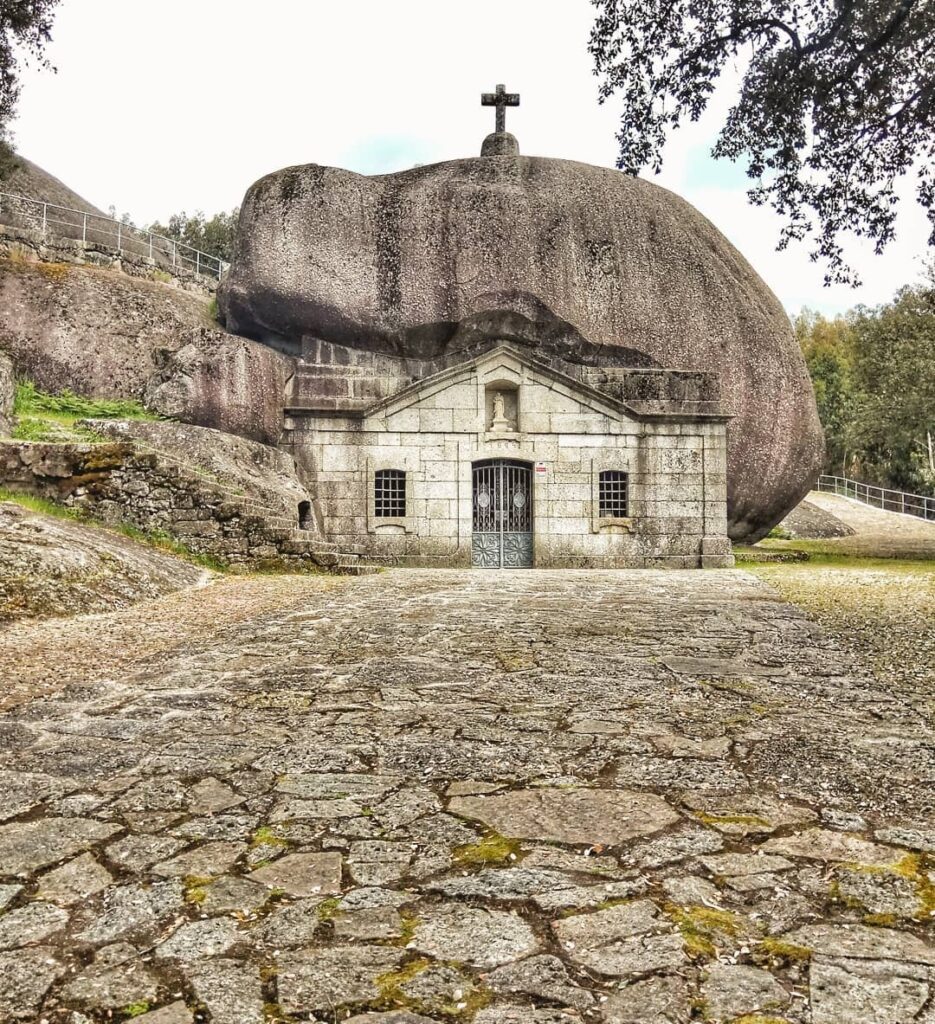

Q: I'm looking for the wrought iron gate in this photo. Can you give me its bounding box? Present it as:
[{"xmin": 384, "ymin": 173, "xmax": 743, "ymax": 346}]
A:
[{"xmin": 472, "ymin": 460, "xmax": 533, "ymax": 568}]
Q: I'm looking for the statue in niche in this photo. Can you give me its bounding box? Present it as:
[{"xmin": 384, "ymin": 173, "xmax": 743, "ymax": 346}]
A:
[{"xmin": 490, "ymin": 390, "xmax": 515, "ymax": 432}]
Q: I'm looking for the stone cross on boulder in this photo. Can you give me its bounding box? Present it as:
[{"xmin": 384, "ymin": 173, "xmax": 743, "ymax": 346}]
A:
[
  {"xmin": 482, "ymin": 83, "xmax": 520, "ymax": 133},
  {"xmin": 480, "ymin": 83, "xmax": 521, "ymax": 157}
]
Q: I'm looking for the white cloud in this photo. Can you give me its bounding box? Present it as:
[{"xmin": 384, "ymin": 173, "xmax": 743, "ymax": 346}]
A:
[{"xmin": 12, "ymin": 0, "xmax": 929, "ymax": 315}]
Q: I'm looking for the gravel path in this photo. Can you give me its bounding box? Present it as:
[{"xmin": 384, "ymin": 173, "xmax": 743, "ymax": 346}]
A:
[{"xmin": 1, "ymin": 568, "xmax": 933, "ymax": 1023}]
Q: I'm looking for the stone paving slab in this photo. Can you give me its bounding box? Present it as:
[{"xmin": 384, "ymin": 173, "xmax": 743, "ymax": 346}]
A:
[{"xmin": 0, "ymin": 567, "xmax": 933, "ymax": 1022}]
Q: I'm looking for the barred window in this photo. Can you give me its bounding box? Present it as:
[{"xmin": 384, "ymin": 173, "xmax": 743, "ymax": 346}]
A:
[
  {"xmin": 599, "ymin": 470, "xmax": 629, "ymax": 517},
  {"xmin": 374, "ymin": 469, "xmax": 406, "ymax": 517}
]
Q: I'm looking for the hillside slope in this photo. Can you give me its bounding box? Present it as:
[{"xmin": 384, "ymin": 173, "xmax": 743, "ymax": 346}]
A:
[
  {"xmin": 1, "ymin": 154, "xmax": 110, "ymax": 216},
  {"xmin": 0, "ymin": 156, "xmax": 293, "ymax": 445}
]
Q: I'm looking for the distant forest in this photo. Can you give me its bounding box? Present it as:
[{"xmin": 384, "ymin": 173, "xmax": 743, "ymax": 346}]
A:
[
  {"xmin": 796, "ymin": 271, "xmax": 935, "ymax": 497},
  {"xmin": 147, "ymin": 208, "xmax": 239, "ymax": 262}
]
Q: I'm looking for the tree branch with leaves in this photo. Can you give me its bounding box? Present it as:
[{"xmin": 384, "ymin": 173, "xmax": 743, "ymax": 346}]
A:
[
  {"xmin": 589, "ymin": 0, "xmax": 935, "ymax": 285},
  {"xmin": 0, "ymin": 0, "xmax": 59, "ymax": 142}
]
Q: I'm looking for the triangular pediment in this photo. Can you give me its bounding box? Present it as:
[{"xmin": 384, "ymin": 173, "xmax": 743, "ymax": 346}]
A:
[{"xmin": 365, "ymin": 343, "xmax": 636, "ymax": 421}]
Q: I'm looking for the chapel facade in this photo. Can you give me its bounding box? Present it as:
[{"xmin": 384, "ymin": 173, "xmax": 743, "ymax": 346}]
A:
[{"xmin": 280, "ymin": 340, "xmax": 734, "ymax": 569}]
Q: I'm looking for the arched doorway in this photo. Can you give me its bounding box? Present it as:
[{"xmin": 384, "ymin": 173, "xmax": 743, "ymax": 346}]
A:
[{"xmin": 472, "ymin": 459, "xmax": 533, "ymax": 568}]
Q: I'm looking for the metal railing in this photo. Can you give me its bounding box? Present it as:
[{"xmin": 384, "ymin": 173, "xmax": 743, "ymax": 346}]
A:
[
  {"xmin": 0, "ymin": 190, "xmax": 228, "ymax": 281},
  {"xmin": 817, "ymin": 474, "xmax": 935, "ymax": 521}
]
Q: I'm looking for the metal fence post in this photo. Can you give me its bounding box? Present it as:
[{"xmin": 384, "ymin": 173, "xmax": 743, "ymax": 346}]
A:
[
  {"xmin": 116, "ymin": 221, "xmax": 121, "ymax": 253},
  {"xmin": 82, "ymin": 213, "xmax": 87, "ymax": 244},
  {"xmin": 196, "ymin": 251, "xmax": 200, "ymax": 277},
  {"xmin": 148, "ymin": 232, "xmax": 153, "ymax": 260},
  {"xmin": 41, "ymin": 202, "xmax": 47, "ymax": 237}
]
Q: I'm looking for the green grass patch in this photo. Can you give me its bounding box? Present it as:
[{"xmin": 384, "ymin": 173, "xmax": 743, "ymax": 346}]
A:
[
  {"xmin": 11, "ymin": 415, "xmax": 106, "ymax": 443},
  {"xmin": 0, "ymin": 488, "xmax": 82, "ymax": 521},
  {"xmin": 9, "ymin": 380, "xmax": 161, "ymax": 443},
  {"xmin": 113, "ymin": 523, "xmax": 228, "ymax": 572},
  {"xmin": 316, "ymin": 896, "xmax": 341, "ymax": 921},
  {"xmin": 752, "ymin": 537, "xmax": 935, "ymax": 569},
  {"xmin": 14, "ymin": 379, "xmax": 158, "ymax": 424}
]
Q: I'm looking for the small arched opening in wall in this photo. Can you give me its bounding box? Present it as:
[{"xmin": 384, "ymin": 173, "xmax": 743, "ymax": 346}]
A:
[{"xmin": 298, "ymin": 500, "xmax": 313, "ymax": 530}]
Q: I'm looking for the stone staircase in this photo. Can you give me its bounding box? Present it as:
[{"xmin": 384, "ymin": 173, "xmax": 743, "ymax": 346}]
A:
[
  {"xmin": 233, "ymin": 501, "xmax": 381, "ymax": 575},
  {"xmin": 87, "ymin": 434, "xmax": 385, "ymax": 576},
  {"xmin": 0, "ymin": 436, "xmax": 382, "ymax": 576}
]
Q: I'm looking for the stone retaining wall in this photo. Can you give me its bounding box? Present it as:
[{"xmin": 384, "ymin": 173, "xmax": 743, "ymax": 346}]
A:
[
  {"xmin": 0, "ymin": 440, "xmax": 338, "ymax": 569},
  {"xmin": 0, "ymin": 223, "xmax": 217, "ymax": 296}
]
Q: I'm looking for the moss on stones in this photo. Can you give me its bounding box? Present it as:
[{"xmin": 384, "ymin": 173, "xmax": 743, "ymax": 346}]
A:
[
  {"xmin": 692, "ymin": 811, "xmax": 772, "ymax": 830},
  {"xmin": 373, "ymin": 957, "xmax": 491, "ymax": 1018},
  {"xmin": 755, "ymin": 936, "xmax": 812, "ymax": 963},
  {"xmin": 121, "ymin": 1003, "xmax": 152, "ymax": 1018},
  {"xmin": 666, "ymin": 904, "xmax": 747, "ymax": 960},
  {"xmin": 453, "ymin": 831, "xmax": 522, "ymax": 866},
  {"xmin": 251, "ymin": 825, "xmax": 291, "ymax": 849}
]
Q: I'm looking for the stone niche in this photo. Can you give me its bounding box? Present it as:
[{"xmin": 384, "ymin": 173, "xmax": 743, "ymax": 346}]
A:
[{"xmin": 485, "ymin": 381, "xmax": 519, "ymax": 434}]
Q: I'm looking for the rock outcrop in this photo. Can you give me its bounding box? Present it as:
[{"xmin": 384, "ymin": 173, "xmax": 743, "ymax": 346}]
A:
[
  {"xmin": 87, "ymin": 418, "xmax": 309, "ymax": 517},
  {"xmin": 0, "ymin": 499, "xmax": 202, "ymax": 621},
  {"xmin": 219, "ymin": 156, "xmax": 824, "ymax": 540},
  {"xmin": 0, "ymin": 349, "xmax": 12, "ymax": 435},
  {"xmin": 0, "ymin": 259, "xmax": 293, "ymax": 445}
]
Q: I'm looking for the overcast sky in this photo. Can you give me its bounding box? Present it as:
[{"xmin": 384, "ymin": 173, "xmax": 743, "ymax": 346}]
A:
[{"xmin": 12, "ymin": 0, "xmax": 932, "ymax": 316}]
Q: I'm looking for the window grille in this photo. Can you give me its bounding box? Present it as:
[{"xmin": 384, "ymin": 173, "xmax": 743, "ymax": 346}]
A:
[
  {"xmin": 374, "ymin": 469, "xmax": 406, "ymax": 517},
  {"xmin": 599, "ymin": 470, "xmax": 628, "ymax": 517}
]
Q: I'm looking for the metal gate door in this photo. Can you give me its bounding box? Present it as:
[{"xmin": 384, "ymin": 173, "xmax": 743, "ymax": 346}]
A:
[{"xmin": 472, "ymin": 460, "xmax": 533, "ymax": 568}]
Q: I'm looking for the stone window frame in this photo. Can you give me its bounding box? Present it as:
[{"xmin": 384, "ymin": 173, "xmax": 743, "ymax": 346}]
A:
[
  {"xmin": 591, "ymin": 457, "xmax": 634, "ymax": 533},
  {"xmin": 367, "ymin": 458, "xmax": 414, "ymax": 534},
  {"xmin": 598, "ymin": 469, "xmax": 629, "ymax": 518},
  {"xmin": 374, "ymin": 468, "xmax": 407, "ymax": 518}
]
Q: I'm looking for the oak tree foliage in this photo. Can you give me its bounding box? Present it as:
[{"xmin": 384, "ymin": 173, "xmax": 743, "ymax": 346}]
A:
[
  {"xmin": 796, "ymin": 273, "xmax": 935, "ymax": 493},
  {"xmin": 589, "ymin": 0, "xmax": 935, "ymax": 285}
]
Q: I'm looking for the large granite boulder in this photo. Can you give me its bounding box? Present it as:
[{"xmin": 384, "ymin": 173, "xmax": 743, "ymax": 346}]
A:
[{"xmin": 218, "ymin": 155, "xmax": 824, "ymax": 540}]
